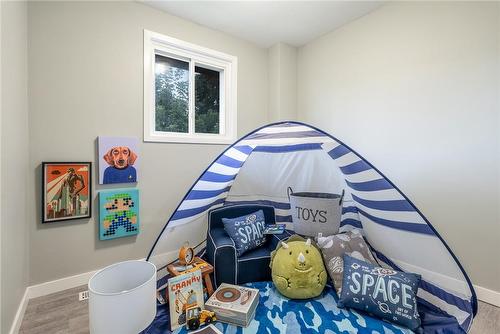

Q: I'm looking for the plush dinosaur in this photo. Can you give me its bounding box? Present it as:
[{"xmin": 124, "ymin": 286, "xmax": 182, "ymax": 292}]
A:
[{"xmin": 270, "ymin": 235, "xmax": 327, "ymax": 299}]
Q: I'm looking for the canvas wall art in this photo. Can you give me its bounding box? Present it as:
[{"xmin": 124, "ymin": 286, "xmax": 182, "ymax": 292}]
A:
[
  {"xmin": 98, "ymin": 136, "xmax": 139, "ymax": 184},
  {"xmin": 99, "ymin": 189, "xmax": 139, "ymax": 240},
  {"xmin": 42, "ymin": 162, "xmax": 92, "ymax": 223}
]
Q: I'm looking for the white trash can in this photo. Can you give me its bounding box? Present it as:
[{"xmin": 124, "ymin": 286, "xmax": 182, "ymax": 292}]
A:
[
  {"xmin": 288, "ymin": 187, "xmax": 344, "ymax": 237},
  {"xmin": 88, "ymin": 260, "xmax": 157, "ymax": 334}
]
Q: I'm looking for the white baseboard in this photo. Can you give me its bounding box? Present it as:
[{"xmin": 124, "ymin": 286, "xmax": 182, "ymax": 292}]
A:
[
  {"xmin": 474, "ymin": 284, "xmax": 500, "ymax": 307},
  {"xmin": 8, "ymin": 289, "xmax": 29, "ymax": 334},
  {"xmin": 27, "ymin": 269, "xmax": 98, "ymax": 299}
]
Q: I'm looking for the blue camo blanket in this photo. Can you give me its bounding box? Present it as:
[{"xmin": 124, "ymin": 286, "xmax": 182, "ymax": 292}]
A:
[{"xmin": 143, "ymin": 281, "xmax": 413, "ymax": 334}]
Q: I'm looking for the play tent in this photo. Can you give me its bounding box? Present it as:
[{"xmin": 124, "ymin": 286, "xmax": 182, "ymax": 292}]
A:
[{"xmin": 147, "ymin": 121, "xmax": 476, "ymax": 332}]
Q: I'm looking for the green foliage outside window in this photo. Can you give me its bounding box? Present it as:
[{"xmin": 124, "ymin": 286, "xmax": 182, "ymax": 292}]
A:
[
  {"xmin": 154, "ymin": 55, "xmax": 221, "ymax": 135},
  {"xmin": 155, "ymin": 55, "xmax": 189, "ymax": 133},
  {"xmin": 195, "ymin": 66, "xmax": 220, "ymax": 134}
]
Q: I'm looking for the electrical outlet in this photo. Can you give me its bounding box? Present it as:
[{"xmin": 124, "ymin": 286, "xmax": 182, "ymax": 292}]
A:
[{"xmin": 78, "ymin": 290, "xmax": 89, "ymax": 301}]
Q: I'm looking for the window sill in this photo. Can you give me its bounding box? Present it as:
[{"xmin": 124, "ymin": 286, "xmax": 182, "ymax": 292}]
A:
[{"xmin": 144, "ymin": 132, "xmax": 236, "ymax": 145}]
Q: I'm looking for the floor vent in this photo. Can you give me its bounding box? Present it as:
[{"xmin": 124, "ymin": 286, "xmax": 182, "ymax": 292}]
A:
[{"xmin": 78, "ymin": 290, "xmax": 89, "ymax": 301}]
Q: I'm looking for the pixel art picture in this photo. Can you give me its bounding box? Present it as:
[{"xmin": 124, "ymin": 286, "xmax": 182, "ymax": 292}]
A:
[
  {"xmin": 99, "ymin": 189, "xmax": 139, "ymax": 240},
  {"xmin": 42, "ymin": 162, "xmax": 92, "ymax": 223},
  {"xmin": 98, "ymin": 136, "xmax": 139, "ymax": 184}
]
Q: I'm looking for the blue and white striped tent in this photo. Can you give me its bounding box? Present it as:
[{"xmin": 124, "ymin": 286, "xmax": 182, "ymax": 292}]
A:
[{"xmin": 147, "ymin": 121, "xmax": 476, "ymax": 332}]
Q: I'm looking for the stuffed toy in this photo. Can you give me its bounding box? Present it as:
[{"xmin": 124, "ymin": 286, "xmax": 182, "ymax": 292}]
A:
[{"xmin": 270, "ymin": 235, "xmax": 327, "ymax": 299}]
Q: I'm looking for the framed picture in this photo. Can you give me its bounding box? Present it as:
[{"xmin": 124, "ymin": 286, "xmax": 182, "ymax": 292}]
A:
[
  {"xmin": 42, "ymin": 162, "xmax": 92, "ymax": 223},
  {"xmin": 98, "ymin": 136, "xmax": 139, "ymax": 185},
  {"xmin": 99, "ymin": 189, "xmax": 139, "ymax": 240}
]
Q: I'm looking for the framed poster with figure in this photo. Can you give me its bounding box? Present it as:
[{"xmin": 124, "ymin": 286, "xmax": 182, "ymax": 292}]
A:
[{"xmin": 42, "ymin": 162, "xmax": 92, "ymax": 223}]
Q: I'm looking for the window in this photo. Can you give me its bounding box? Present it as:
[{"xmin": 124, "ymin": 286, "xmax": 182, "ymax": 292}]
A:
[{"xmin": 144, "ymin": 30, "xmax": 237, "ymax": 144}]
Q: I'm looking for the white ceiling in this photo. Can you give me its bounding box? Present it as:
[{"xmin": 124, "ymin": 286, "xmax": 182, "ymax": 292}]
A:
[{"xmin": 142, "ymin": 1, "xmax": 385, "ymax": 48}]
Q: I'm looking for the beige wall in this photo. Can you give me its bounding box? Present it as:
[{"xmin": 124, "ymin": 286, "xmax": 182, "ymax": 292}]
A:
[
  {"xmin": 268, "ymin": 43, "xmax": 298, "ymax": 121},
  {"xmin": 27, "ymin": 1, "xmax": 269, "ymax": 285},
  {"xmin": 298, "ymin": 2, "xmax": 500, "ymax": 290},
  {"xmin": 10, "ymin": 0, "xmax": 499, "ymax": 302},
  {"xmin": 1, "ymin": 1, "xmax": 30, "ymax": 332}
]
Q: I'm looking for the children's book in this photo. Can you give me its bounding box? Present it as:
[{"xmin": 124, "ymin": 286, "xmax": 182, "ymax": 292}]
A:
[
  {"xmin": 264, "ymin": 224, "xmax": 285, "ymax": 234},
  {"xmin": 168, "ymin": 269, "xmax": 204, "ymax": 331}
]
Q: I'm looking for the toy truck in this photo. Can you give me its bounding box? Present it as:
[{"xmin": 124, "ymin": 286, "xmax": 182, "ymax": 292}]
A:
[{"xmin": 186, "ymin": 306, "xmax": 217, "ymax": 330}]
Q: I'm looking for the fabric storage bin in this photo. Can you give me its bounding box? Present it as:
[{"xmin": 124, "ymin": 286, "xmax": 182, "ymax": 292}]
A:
[{"xmin": 288, "ymin": 187, "xmax": 344, "ymax": 237}]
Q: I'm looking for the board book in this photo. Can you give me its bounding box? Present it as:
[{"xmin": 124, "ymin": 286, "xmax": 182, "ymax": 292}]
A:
[{"xmin": 167, "ymin": 269, "xmax": 204, "ymax": 331}]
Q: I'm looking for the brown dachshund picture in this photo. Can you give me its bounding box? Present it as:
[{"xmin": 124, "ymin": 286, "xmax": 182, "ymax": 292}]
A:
[{"xmin": 102, "ymin": 146, "xmax": 138, "ymax": 184}]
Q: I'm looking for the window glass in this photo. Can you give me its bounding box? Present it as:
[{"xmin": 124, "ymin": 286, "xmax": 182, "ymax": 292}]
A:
[
  {"xmin": 195, "ymin": 66, "xmax": 220, "ymax": 134},
  {"xmin": 155, "ymin": 54, "xmax": 189, "ymax": 133}
]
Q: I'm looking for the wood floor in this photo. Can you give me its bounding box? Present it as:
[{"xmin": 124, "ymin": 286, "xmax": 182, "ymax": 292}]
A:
[
  {"xmin": 19, "ymin": 286, "xmax": 89, "ymax": 334},
  {"xmin": 19, "ymin": 285, "xmax": 500, "ymax": 334}
]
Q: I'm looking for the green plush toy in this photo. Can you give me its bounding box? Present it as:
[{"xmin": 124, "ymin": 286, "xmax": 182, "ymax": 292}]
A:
[{"xmin": 270, "ymin": 235, "xmax": 327, "ymax": 299}]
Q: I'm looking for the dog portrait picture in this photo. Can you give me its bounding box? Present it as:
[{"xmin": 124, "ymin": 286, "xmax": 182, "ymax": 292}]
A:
[
  {"xmin": 42, "ymin": 162, "xmax": 92, "ymax": 223},
  {"xmin": 98, "ymin": 136, "xmax": 139, "ymax": 184},
  {"xmin": 99, "ymin": 189, "xmax": 139, "ymax": 240}
]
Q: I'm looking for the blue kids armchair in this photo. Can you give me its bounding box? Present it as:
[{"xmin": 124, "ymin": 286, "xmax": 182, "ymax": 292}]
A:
[{"xmin": 206, "ymin": 204, "xmax": 288, "ymax": 288}]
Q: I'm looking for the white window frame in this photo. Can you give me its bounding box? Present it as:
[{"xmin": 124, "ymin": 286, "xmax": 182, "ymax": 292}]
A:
[{"xmin": 144, "ymin": 29, "xmax": 238, "ymax": 144}]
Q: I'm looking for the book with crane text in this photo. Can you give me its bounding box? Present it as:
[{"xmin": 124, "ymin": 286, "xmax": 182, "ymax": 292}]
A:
[{"xmin": 168, "ymin": 269, "xmax": 204, "ymax": 331}]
